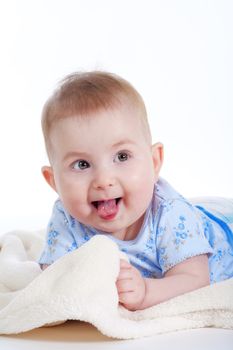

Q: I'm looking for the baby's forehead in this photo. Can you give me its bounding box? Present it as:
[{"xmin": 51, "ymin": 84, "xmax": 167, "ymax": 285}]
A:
[
  {"xmin": 50, "ymin": 106, "xmax": 151, "ymax": 147},
  {"xmin": 52, "ymin": 102, "xmax": 144, "ymax": 128}
]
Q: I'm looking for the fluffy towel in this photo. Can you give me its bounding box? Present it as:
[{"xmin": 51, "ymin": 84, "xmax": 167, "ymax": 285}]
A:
[{"xmin": 0, "ymin": 230, "xmax": 233, "ymax": 339}]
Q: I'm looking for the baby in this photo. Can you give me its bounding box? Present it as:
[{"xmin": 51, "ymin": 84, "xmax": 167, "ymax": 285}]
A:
[{"xmin": 39, "ymin": 71, "xmax": 233, "ymax": 311}]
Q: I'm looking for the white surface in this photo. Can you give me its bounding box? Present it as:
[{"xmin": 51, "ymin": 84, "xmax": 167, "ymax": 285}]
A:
[
  {"xmin": 0, "ymin": 0, "xmax": 232, "ymax": 234},
  {"xmin": 0, "ymin": 322, "xmax": 233, "ymax": 350}
]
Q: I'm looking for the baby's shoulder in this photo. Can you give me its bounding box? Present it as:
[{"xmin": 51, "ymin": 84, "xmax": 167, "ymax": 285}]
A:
[
  {"xmin": 153, "ymin": 178, "xmax": 195, "ymax": 218},
  {"xmin": 155, "ymin": 177, "xmax": 185, "ymax": 202},
  {"xmin": 52, "ymin": 198, "xmax": 73, "ymax": 221},
  {"xmin": 51, "ymin": 198, "xmax": 67, "ymax": 217}
]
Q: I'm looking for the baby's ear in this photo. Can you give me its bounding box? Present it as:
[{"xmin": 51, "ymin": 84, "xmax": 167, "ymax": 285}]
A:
[
  {"xmin": 151, "ymin": 142, "xmax": 164, "ymax": 175},
  {"xmin": 41, "ymin": 166, "xmax": 57, "ymax": 192}
]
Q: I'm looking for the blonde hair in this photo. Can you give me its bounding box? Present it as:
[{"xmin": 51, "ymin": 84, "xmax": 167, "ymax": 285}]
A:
[{"xmin": 42, "ymin": 71, "xmax": 151, "ymax": 156}]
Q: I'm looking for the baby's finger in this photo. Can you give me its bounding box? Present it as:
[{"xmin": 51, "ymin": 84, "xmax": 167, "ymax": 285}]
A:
[
  {"xmin": 117, "ymin": 268, "xmax": 133, "ymax": 281},
  {"xmin": 116, "ymin": 279, "xmax": 134, "ymax": 293},
  {"xmin": 118, "ymin": 291, "xmax": 134, "ymax": 304},
  {"xmin": 120, "ymin": 259, "xmax": 132, "ymax": 269}
]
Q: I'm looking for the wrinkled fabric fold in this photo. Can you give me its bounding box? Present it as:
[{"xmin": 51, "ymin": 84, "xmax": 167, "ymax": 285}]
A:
[{"xmin": 0, "ymin": 230, "xmax": 233, "ymax": 339}]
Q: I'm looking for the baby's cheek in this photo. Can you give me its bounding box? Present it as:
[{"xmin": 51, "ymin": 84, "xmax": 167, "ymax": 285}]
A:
[{"xmin": 64, "ymin": 197, "xmax": 89, "ymax": 218}]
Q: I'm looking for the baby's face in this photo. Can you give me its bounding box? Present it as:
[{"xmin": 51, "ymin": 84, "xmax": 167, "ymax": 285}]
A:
[{"xmin": 45, "ymin": 104, "xmax": 162, "ymax": 240}]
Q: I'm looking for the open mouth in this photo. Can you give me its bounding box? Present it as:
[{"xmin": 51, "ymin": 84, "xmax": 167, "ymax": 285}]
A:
[
  {"xmin": 91, "ymin": 197, "xmax": 121, "ymax": 209},
  {"xmin": 91, "ymin": 197, "xmax": 122, "ymax": 220}
]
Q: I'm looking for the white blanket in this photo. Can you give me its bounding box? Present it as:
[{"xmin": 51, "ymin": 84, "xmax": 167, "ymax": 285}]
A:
[{"xmin": 0, "ymin": 230, "xmax": 233, "ymax": 339}]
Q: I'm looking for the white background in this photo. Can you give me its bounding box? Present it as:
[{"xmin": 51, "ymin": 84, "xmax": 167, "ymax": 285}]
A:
[{"xmin": 0, "ymin": 0, "xmax": 232, "ymax": 233}]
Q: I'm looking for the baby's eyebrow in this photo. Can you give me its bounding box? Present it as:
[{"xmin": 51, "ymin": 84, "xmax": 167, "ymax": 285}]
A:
[
  {"xmin": 63, "ymin": 151, "xmax": 90, "ymax": 162},
  {"xmin": 112, "ymin": 139, "xmax": 136, "ymax": 148}
]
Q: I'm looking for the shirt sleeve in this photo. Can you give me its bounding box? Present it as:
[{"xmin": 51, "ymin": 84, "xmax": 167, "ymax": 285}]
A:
[
  {"xmin": 156, "ymin": 198, "xmax": 214, "ymax": 275},
  {"xmin": 38, "ymin": 200, "xmax": 78, "ymax": 265}
]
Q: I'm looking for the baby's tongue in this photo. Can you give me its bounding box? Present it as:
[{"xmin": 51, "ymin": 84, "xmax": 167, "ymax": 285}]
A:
[{"xmin": 97, "ymin": 199, "xmax": 117, "ymax": 218}]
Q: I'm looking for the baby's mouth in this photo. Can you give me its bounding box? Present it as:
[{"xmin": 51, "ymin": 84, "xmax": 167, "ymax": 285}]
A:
[{"xmin": 91, "ymin": 198, "xmax": 121, "ymax": 219}]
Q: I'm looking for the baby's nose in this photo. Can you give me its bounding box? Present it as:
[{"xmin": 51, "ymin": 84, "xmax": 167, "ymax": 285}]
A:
[{"xmin": 92, "ymin": 170, "xmax": 116, "ymax": 190}]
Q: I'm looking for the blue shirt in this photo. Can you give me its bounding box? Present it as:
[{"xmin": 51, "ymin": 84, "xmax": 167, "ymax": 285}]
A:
[{"xmin": 39, "ymin": 178, "xmax": 233, "ymax": 284}]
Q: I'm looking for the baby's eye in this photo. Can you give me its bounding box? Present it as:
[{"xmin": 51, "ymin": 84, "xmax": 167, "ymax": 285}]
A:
[
  {"xmin": 115, "ymin": 151, "xmax": 130, "ymax": 162},
  {"xmin": 72, "ymin": 160, "xmax": 90, "ymax": 170}
]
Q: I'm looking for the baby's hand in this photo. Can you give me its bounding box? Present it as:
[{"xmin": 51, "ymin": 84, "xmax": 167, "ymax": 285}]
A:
[{"xmin": 116, "ymin": 259, "xmax": 146, "ymax": 311}]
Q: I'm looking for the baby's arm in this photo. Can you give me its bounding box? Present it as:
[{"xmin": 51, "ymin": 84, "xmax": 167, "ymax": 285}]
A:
[{"xmin": 116, "ymin": 254, "xmax": 210, "ymax": 311}]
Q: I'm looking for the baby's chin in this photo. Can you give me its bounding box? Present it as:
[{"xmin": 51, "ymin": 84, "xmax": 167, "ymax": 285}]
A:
[
  {"xmin": 92, "ymin": 222, "xmax": 127, "ymax": 236},
  {"xmin": 93, "ymin": 224, "xmax": 122, "ymax": 234}
]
